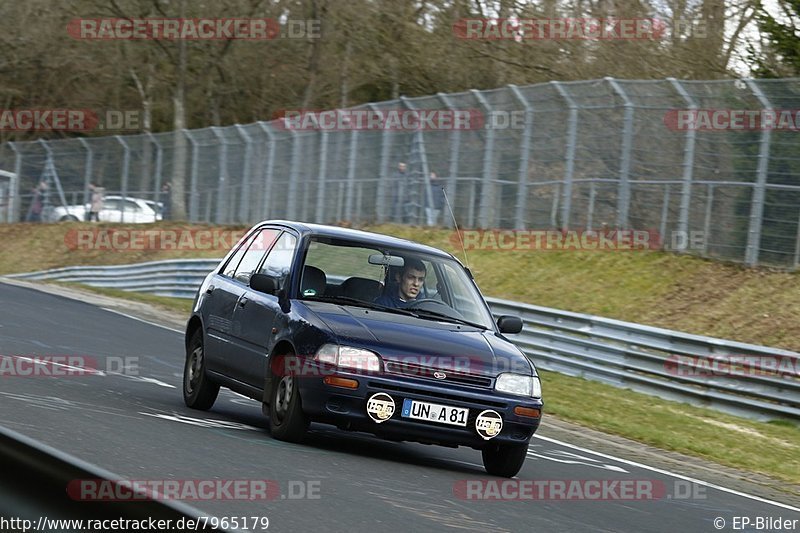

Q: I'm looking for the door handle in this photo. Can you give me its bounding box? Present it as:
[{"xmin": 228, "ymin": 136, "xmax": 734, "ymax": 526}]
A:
[
  {"xmin": 238, "ymin": 296, "xmax": 249, "ymax": 308},
  {"xmin": 205, "ymin": 285, "xmax": 215, "ymax": 294}
]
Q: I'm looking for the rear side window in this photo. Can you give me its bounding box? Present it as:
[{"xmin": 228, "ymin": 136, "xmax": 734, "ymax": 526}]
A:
[{"xmin": 222, "ymin": 228, "xmax": 280, "ymax": 282}]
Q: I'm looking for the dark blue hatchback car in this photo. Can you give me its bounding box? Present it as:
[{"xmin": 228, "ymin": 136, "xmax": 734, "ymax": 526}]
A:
[{"xmin": 183, "ymin": 221, "xmax": 543, "ymax": 477}]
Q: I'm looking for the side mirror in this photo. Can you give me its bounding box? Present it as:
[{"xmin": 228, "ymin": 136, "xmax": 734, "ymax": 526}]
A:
[
  {"xmin": 250, "ymin": 273, "xmax": 278, "ymax": 295},
  {"xmin": 497, "ymin": 315, "xmax": 523, "ymax": 334}
]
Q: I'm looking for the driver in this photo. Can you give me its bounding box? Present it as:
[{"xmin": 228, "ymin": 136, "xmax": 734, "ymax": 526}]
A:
[{"xmin": 374, "ymin": 257, "xmax": 426, "ymax": 308}]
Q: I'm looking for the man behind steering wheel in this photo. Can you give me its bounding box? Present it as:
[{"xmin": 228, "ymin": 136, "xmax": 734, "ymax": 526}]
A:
[{"xmin": 374, "ymin": 257, "xmax": 427, "ymax": 308}]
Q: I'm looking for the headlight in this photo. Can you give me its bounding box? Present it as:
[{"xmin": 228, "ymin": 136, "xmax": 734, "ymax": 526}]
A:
[
  {"xmin": 495, "ymin": 373, "xmax": 542, "ymax": 398},
  {"xmin": 314, "ymin": 344, "xmax": 382, "ymax": 373}
]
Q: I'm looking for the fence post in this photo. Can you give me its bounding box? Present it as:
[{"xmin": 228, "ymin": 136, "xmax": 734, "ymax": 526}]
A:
[
  {"xmin": 744, "ymin": 79, "xmax": 772, "ymax": 267},
  {"xmin": 471, "ymin": 89, "xmax": 496, "ymax": 229},
  {"xmin": 703, "ymin": 183, "xmax": 714, "ymax": 256},
  {"xmin": 288, "ymin": 130, "xmax": 301, "ymax": 221},
  {"xmin": 552, "ymin": 82, "xmax": 578, "ymax": 230},
  {"xmin": 211, "ymin": 127, "xmax": 227, "ymax": 224},
  {"xmin": 115, "ymin": 136, "xmax": 131, "ymax": 222},
  {"xmin": 315, "ymin": 125, "xmax": 329, "ymax": 224},
  {"xmin": 78, "ymin": 139, "xmax": 94, "ymax": 207},
  {"xmin": 257, "ymin": 122, "xmax": 275, "ymax": 220},
  {"xmin": 668, "ymin": 78, "xmax": 698, "ymax": 250},
  {"xmin": 344, "ymin": 117, "xmax": 359, "ymax": 223},
  {"xmin": 607, "ymin": 77, "xmax": 634, "ymax": 230},
  {"xmin": 368, "ymin": 104, "xmax": 390, "ymax": 224},
  {"xmin": 436, "ymin": 93, "xmax": 461, "ymax": 229},
  {"xmin": 146, "ymin": 133, "xmax": 163, "ymax": 207},
  {"xmin": 235, "ymin": 124, "xmax": 253, "ymax": 223},
  {"xmin": 7, "ymin": 143, "xmax": 21, "ymax": 223},
  {"xmin": 401, "ymin": 97, "xmax": 433, "ymax": 226},
  {"xmin": 37, "ymin": 140, "xmax": 69, "ymax": 212},
  {"xmin": 507, "ymin": 85, "xmax": 533, "ymax": 229},
  {"xmin": 184, "ymin": 130, "xmax": 200, "ymax": 222}
]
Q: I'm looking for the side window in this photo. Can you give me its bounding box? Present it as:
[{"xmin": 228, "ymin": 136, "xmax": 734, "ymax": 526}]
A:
[
  {"xmin": 222, "ymin": 229, "xmax": 280, "ymax": 281},
  {"xmin": 258, "ymin": 232, "xmax": 298, "ymax": 290}
]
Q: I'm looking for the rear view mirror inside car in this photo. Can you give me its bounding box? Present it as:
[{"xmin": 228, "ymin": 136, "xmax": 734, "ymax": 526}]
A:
[{"xmin": 368, "ymin": 254, "xmax": 405, "ymax": 267}]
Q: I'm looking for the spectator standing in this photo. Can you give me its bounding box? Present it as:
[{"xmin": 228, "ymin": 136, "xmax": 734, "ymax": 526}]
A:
[{"xmin": 87, "ymin": 183, "xmax": 104, "ymax": 222}]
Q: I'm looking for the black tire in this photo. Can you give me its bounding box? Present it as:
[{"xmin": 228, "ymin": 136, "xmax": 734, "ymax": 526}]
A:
[
  {"xmin": 183, "ymin": 329, "xmax": 219, "ymax": 410},
  {"xmin": 268, "ymin": 353, "xmax": 309, "ymax": 442},
  {"xmin": 482, "ymin": 442, "xmax": 529, "ymax": 478},
  {"xmin": 60, "ymin": 215, "xmax": 79, "ymax": 222}
]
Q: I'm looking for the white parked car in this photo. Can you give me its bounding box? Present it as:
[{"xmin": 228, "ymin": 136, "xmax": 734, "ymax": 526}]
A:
[{"xmin": 50, "ymin": 196, "xmax": 163, "ymax": 223}]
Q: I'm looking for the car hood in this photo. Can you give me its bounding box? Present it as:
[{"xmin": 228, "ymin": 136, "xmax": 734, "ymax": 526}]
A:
[{"xmin": 301, "ymin": 301, "xmax": 533, "ymax": 378}]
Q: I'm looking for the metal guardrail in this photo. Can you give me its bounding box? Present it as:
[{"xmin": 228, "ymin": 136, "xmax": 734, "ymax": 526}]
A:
[{"xmin": 7, "ymin": 260, "xmax": 799, "ymax": 422}]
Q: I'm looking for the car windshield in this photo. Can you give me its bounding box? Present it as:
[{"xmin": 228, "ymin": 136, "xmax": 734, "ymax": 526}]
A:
[{"xmin": 300, "ymin": 236, "xmax": 495, "ymax": 330}]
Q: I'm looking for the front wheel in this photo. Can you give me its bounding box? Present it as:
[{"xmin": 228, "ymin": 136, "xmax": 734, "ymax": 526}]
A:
[
  {"xmin": 482, "ymin": 442, "xmax": 529, "ymax": 478},
  {"xmin": 268, "ymin": 354, "xmax": 309, "ymax": 442},
  {"xmin": 183, "ymin": 329, "xmax": 220, "ymax": 410}
]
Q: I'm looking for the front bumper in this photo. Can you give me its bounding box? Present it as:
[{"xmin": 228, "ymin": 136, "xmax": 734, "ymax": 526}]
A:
[{"xmin": 297, "ymin": 368, "xmax": 543, "ymax": 449}]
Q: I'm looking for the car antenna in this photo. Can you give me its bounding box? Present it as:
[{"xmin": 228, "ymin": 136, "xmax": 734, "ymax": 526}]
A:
[{"xmin": 442, "ymin": 188, "xmax": 470, "ymax": 270}]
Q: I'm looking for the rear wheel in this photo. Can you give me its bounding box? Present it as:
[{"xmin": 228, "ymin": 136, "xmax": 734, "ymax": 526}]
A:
[
  {"xmin": 482, "ymin": 442, "xmax": 528, "ymax": 478},
  {"xmin": 268, "ymin": 354, "xmax": 309, "ymax": 442},
  {"xmin": 59, "ymin": 215, "xmax": 79, "ymax": 222},
  {"xmin": 183, "ymin": 329, "xmax": 219, "ymax": 410}
]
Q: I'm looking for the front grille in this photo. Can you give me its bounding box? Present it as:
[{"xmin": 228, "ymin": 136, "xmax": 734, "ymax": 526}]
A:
[
  {"xmin": 384, "ymin": 360, "xmax": 493, "ymax": 388},
  {"xmin": 370, "ymin": 381, "xmax": 508, "ymax": 409}
]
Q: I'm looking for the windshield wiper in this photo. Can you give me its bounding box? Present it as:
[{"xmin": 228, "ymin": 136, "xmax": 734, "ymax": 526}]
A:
[
  {"xmin": 303, "ymin": 295, "xmax": 420, "ymax": 317},
  {"xmin": 408, "ymin": 308, "xmax": 488, "ymax": 330}
]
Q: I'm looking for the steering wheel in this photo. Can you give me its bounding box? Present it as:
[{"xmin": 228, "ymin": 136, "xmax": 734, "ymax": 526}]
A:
[{"xmin": 407, "ymin": 298, "xmax": 444, "ymax": 307}]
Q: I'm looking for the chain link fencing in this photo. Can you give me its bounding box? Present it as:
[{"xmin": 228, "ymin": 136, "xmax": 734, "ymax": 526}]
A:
[{"xmin": 1, "ymin": 77, "xmax": 799, "ymax": 268}]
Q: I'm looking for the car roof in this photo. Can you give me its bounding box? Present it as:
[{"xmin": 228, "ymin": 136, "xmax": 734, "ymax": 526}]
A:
[{"xmin": 258, "ymin": 220, "xmax": 456, "ymax": 260}]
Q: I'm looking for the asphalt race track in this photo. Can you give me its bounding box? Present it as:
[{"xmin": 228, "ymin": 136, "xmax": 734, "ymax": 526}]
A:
[{"xmin": 1, "ymin": 282, "xmax": 798, "ymax": 532}]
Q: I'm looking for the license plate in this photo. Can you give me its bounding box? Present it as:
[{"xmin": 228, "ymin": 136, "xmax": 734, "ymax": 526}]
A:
[{"xmin": 401, "ymin": 399, "xmax": 468, "ymax": 427}]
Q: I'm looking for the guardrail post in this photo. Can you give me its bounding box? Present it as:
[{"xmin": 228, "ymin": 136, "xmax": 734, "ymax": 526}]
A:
[
  {"xmin": 114, "ymin": 136, "xmax": 131, "ymax": 222},
  {"xmin": 607, "ymin": 77, "xmax": 634, "ymax": 230},
  {"xmin": 507, "ymin": 85, "xmax": 533, "ymax": 230},
  {"xmin": 210, "ymin": 127, "xmax": 228, "ymax": 224},
  {"xmin": 7, "ymin": 143, "xmax": 21, "ymax": 223},
  {"xmin": 552, "ymin": 82, "xmax": 578, "ymax": 231},
  {"xmin": 257, "ymin": 122, "xmax": 276, "ymax": 220},
  {"xmin": 235, "ymin": 125, "xmax": 253, "ymax": 223},
  {"xmin": 744, "ymin": 79, "xmax": 772, "ymax": 267},
  {"xmin": 668, "ymin": 78, "xmax": 698, "ymax": 251},
  {"xmin": 184, "ymin": 130, "xmax": 200, "ymax": 222},
  {"xmin": 435, "ymin": 93, "xmax": 461, "ymax": 229},
  {"xmin": 78, "ymin": 139, "xmax": 94, "ymax": 208},
  {"xmin": 471, "ymin": 90, "xmax": 496, "ymax": 229}
]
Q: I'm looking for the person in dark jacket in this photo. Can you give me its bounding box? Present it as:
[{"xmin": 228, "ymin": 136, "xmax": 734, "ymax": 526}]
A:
[{"xmin": 374, "ymin": 257, "xmax": 426, "ymax": 308}]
